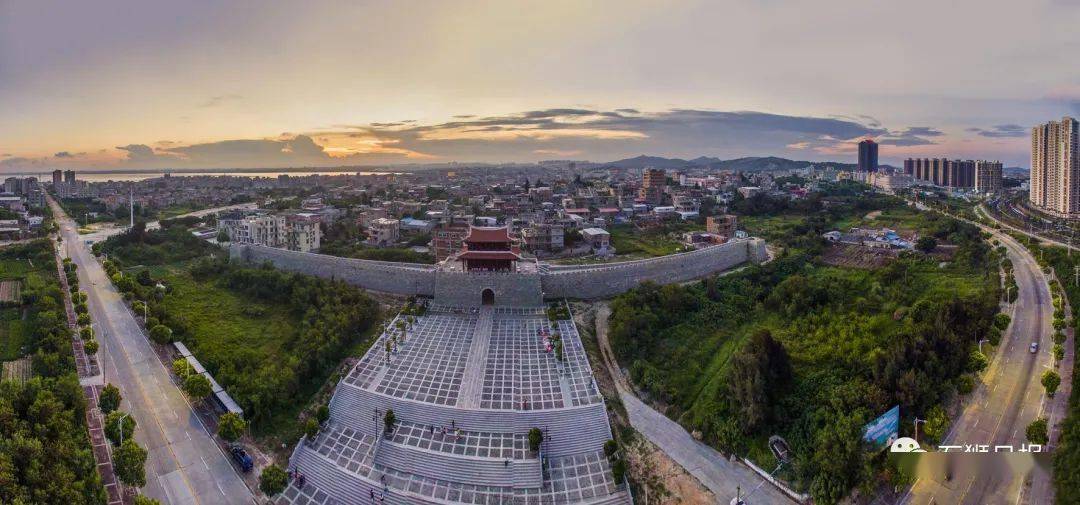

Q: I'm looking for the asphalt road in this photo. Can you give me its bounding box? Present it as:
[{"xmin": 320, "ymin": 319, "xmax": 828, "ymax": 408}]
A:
[
  {"xmin": 902, "ymin": 226, "xmax": 1055, "ymax": 505},
  {"xmin": 51, "ymin": 196, "xmax": 253, "ymax": 505},
  {"xmin": 77, "ymin": 202, "xmax": 257, "ymax": 243}
]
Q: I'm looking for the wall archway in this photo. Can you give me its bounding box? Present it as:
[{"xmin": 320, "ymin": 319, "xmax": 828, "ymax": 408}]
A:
[{"xmin": 481, "ymin": 288, "xmax": 495, "ymax": 306}]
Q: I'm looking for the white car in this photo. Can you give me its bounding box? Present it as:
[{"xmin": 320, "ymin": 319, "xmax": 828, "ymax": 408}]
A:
[{"xmin": 1030, "ymin": 342, "xmax": 1039, "ymax": 353}]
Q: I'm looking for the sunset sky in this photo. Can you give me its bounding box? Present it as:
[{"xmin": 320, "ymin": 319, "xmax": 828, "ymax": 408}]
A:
[{"xmin": 2, "ymin": 0, "xmax": 1079, "ymax": 172}]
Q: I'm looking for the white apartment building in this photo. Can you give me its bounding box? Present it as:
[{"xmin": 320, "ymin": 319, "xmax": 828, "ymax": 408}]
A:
[
  {"xmin": 1031, "ymin": 117, "xmax": 1080, "ymax": 216},
  {"xmin": 974, "ymin": 161, "xmax": 1004, "ymax": 194},
  {"xmin": 366, "ymin": 217, "xmax": 399, "ymax": 246}
]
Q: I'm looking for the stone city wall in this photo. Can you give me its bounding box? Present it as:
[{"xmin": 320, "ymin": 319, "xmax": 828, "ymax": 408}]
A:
[
  {"xmin": 541, "ymin": 238, "xmax": 766, "ymax": 300},
  {"xmin": 230, "ymin": 244, "xmax": 436, "ymax": 296},
  {"xmin": 232, "ymin": 238, "xmax": 765, "ymax": 303}
]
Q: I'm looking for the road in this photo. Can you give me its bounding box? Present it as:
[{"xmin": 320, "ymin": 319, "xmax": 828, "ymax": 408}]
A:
[
  {"xmin": 77, "ymin": 202, "xmax": 257, "ymax": 243},
  {"xmin": 50, "ymin": 196, "xmax": 254, "ymax": 505},
  {"xmin": 594, "ymin": 303, "xmax": 799, "ymax": 505},
  {"xmin": 903, "ymin": 223, "xmax": 1056, "ymax": 505}
]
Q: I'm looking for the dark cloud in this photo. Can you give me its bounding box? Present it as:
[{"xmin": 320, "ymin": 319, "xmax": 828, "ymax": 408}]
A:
[
  {"xmin": 875, "ymin": 126, "xmax": 943, "ymax": 147},
  {"xmin": 54, "ymin": 151, "xmax": 73, "ymax": 158},
  {"xmin": 967, "ymin": 124, "xmax": 1027, "ymax": 138}
]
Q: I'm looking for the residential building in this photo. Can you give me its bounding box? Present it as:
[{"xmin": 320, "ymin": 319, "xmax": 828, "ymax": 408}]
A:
[
  {"xmin": 858, "ymin": 139, "xmax": 879, "ymax": 172},
  {"xmin": 638, "ymin": 168, "xmax": 665, "ymax": 204},
  {"xmin": 1030, "ymin": 117, "xmax": 1080, "ymax": 216},
  {"xmin": 581, "ymin": 227, "xmax": 612, "ymax": 254},
  {"xmin": 366, "ymin": 217, "xmax": 399, "ymax": 247},
  {"xmin": 286, "ymin": 214, "xmax": 322, "ymax": 253},
  {"xmin": 974, "ymin": 161, "xmax": 1004, "ymax": 194},
  {"xmin": 64, "ymin": 170, "xmax": 76, "ymax": 184},
  {"xmin": 51, "ymin": 170, "xmax": 62, "ymax": 186},
  {"xmin": 706, "ymin": 214, "xmax": 738, "ymax": 237},
  {"xmin": 521, "ymin": 223, "xmax": 564, "ymax": 252},
  {"xmin": 432, "ymin": 218, "xmax": 471, "ymax": 262}
]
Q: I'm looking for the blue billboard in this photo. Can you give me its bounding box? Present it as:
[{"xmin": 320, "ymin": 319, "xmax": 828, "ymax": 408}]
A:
[{"xmin": 863, "ymin": 405, "xmax": 900, "ymax": 450}]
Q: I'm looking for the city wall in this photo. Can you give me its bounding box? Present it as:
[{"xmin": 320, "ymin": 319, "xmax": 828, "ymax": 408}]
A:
[{"xmin": 231, "ymin": 237, "xmax": 766, "ymax": 304}]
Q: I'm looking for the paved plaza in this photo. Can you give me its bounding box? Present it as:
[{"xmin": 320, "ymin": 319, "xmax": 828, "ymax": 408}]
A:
[{"xmin": 280, "ymin": 301, "xmax": 629, "ymax": 505}]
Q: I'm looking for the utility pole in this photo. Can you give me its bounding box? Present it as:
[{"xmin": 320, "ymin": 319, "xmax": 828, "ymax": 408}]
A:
[{"xmin": 913, "ymin": 418, "xmax": 927, "ymax": 446}]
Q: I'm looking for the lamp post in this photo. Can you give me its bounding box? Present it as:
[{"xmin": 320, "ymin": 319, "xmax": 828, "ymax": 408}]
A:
[
  {"xmin": 978, "ymin": 339, "xmax": 990, "ymax": 354},
  {"xmin": 913, "ymin": 418, "xmax": 927, "ymax": 446},
  {"xmin": 116, "ymin": 411, "xmax": 129, "ymax": 446}
]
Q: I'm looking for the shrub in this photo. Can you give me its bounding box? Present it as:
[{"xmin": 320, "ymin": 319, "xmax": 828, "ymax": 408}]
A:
[
  {"xmin": 1053, "ymin": 344, "xmax": 1065, "ymax": 364},
  {"xmin": 956, "ymin": 375, "xmax": 975, "ymax": 395},
  {"xmin": 217, "ymin": 412, "xmax": 247, "ymax": 442},
  {"xmin": 134, "ymin": 496, "xmax": 162, "ymax": 505},
  {"xmin": 173, "ymin": 358, "xmax": 192, "ymax": 378},
  {"xmin": 994, "ymin": 313, "xmax": 1011, "ymax": 330},
  {"xmin": 114, "ymin": 440, "xmax": 148, "ymax": 487},
  {"xmin": 316, "ymin": 405, "xmax": 330, "ymax": 425},
  {"xmin": 149, "ymin": 324, "xmax": 173, "ymax": 344},
  {"xmin": 968, "ymin": 350, "xmax": 989, "ymax": 373},
  {"xmin": 528, "ymin": 428, "xmax": 544, "ymax": 452},
  {"xmin": 987, "ymin": 326, "xmax": 1002, "ymax": 346},
  {"xmin": 104, "ymin": 410, "xmax": 137, "ymax": 446},
  {"xmin": 259, "ymin": 464, "xmax": 289, "ymax": 496},
  {"xmin": 74, "ymin": 302, "xmax": 88, "ymax": 315},
  {"xmin": 1054, "ymin": 331, "xmax": 1066, "ymax": 345},
  {"xmin": 611, "ymin": 458, "xmax": 627, "ymax": 483},
  {"xmin": 80, "ymin": 326, "xmax": 93, "ymax": 340},
  {"xmin": 77, "ymin": 313, "xmax": 91, "ymax": 326},
  {"xmin": 603, "ymin": 439, "xmax": 619, "ymax": 459},
  {"xmin": 182, "ymin": 373, "xmax": 212, "ymax": 400},
  {"xmin": 304, "ymin": 418, "xmax": 320, "ymax": 439},
  {"xmin": 1027, "ymin": 418, "xmax": 1049, "ymax": 445},
  {"xmin": 384, "ymin": 409, "xmax": 396, "ymax": 433},
  {"xmin": 99, "ymin": 383, "xmax": 122, "ymax": 414},
  {"xmin": 84, "ymin": 339, "xmax": 99, "ymax": 355}
]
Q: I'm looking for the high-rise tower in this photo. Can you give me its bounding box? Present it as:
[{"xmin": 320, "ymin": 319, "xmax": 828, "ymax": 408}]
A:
[{"xmin": 1031, "ymin": 117, "xmax": 1080, "ymax": 216}]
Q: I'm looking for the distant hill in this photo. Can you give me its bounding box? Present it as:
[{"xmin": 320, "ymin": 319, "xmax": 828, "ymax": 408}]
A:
[
  {"xmin": 1004, "ymin": 166, "xmax": 1028, "ymax": 178},
  {"xmin": 600, "ymin": 154, "xmax": 857, "ymax": 172}
]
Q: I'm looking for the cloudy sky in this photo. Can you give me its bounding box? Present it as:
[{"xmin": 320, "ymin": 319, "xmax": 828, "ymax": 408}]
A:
[{"xmin": 2, "ymin": 0, "xmax": 1079, "ymax": 172}]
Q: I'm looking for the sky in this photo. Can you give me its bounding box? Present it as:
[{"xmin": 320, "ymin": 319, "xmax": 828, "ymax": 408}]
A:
[{"xmin": 2, "ymin": 0, "xmax": 1079, "ymax": 173}]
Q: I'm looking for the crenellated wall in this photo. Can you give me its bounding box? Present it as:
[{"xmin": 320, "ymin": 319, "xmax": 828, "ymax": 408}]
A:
[{"xmin": 230, "ymin": 237, "xmax": 765, "ymax": 304}]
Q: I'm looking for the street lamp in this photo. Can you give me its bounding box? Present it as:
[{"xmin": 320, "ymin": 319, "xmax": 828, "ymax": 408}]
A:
[
  {"xmin": 116, "ymin": 412, "xmax": 129, "ymax": 446},
  {"xmin": 913, "ymin": 418, "xmax": 927, "ymax": 446},
  {"xmin": 978, "ymin": 339, "xmax": 990, "ymax": 354}
]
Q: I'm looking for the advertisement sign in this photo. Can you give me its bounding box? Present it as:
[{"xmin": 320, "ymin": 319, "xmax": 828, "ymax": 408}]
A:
[{"xmin": 864, "ymin": 405, "xmax": 900, "ymax": 450}]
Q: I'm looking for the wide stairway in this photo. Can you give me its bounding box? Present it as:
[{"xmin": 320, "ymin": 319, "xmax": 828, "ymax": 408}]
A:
[{"xmin": 457, "ymin": 306, "xmax": 493, "ymax": 408}]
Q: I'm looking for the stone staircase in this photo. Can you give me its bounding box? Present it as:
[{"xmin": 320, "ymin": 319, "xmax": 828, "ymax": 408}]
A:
[{"xmin": 457, "ymin": 306, "xmax": 493, "ymax": 408}]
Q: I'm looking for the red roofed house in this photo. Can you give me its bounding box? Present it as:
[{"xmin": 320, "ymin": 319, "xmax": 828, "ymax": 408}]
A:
[{"xmin": 457, "ymin": 226, "xmax": 521, "ymax": 272}]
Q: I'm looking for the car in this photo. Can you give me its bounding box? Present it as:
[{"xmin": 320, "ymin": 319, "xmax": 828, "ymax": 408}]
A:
[
  {"xmin": 230, "ymin": 445, "xmax": 253, "ymax": 472},
  {"xmin": 1030, "ymin": 342, "xmax": 1039, "ymax": 354}
]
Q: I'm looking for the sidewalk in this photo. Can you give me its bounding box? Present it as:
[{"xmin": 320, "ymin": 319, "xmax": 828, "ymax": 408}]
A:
[{"xmin": 54, "ymin": 238, "xmax": 125, "ymax": 505}]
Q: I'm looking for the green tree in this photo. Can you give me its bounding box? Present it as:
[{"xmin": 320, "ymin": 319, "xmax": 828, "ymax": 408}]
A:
[
  {"xmin": 83, "ymin": 339, "xmax": 99, "ymax": 355},
  {"xmin": 611, "ymin": 458, "xmax": 627, "ymax": 483},
  {"xmin": 809, "ymin": 412, "xmax": 871, "ymax": 505},
  {"xmin": 1042, "ymin": 370, "xmax": 1061, "ymax": 397},
  {"xmin": 77, "ymin": 313, "xmax": 91, "ymax": 326},
  {"xmin": 260, "ymin": 464, "xmax": 289, "ymax": 496},
  {"xmin": 528, "ymin": 427, "xmax": 544, "ymax": 452},
  {"xmin": 80, "ymin": 326, "xmax": 93, "ymax": 340},
  {"xmin": 114, "ymin": 439, "xmax": 148, "ymax": 487},
  {"xmin": 727, "ymin": 329, "xmax": 793, "ymax": 433},
  {"xmin": 217, "ymin": 412, "xmax": 247, "ymax": 442},
  {"xmin": 148, "ymin": 324, "xmax": 173, "ymax": 344},
  {"xmin": 134, "ymin": 495, "xmax": 163, "ymax": 505},
  {"xmin": 967, "ymin": 349, "xmax": 988, "ymax": 373},
  {"xmin": 923, "ymin": 405, "xmax": 950, "ymax": 445},
  {"xmin": 100, "ymin": 383, "xmax": 122, "ymax": 414},
  {"xmin": 1027, "ymin": 418, "xmax": 1049, "ymax": 445},
  {"xmin": 104, "ymin": 410, "xmax": 137, "ymax": 446},
  {"xmin": 915, "ymin": 236, "xmax": 937, "ymax": 253},
  {"xmin": 182, "ymin": 373, "xmax": 212, "ymax": 400},
  {"xmin": 1053, "ymin": 344, "xmax": 1065, "ymax": 364}
]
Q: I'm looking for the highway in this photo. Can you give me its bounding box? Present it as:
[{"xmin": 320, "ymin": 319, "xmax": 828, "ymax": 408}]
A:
[
  {"xmin": 50, "ymin": 196, "xmax": 254, "ymax": 505},
  {"xmin": 902, "ymin": 220, "xmax": 1056, "ymax": 505}
]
